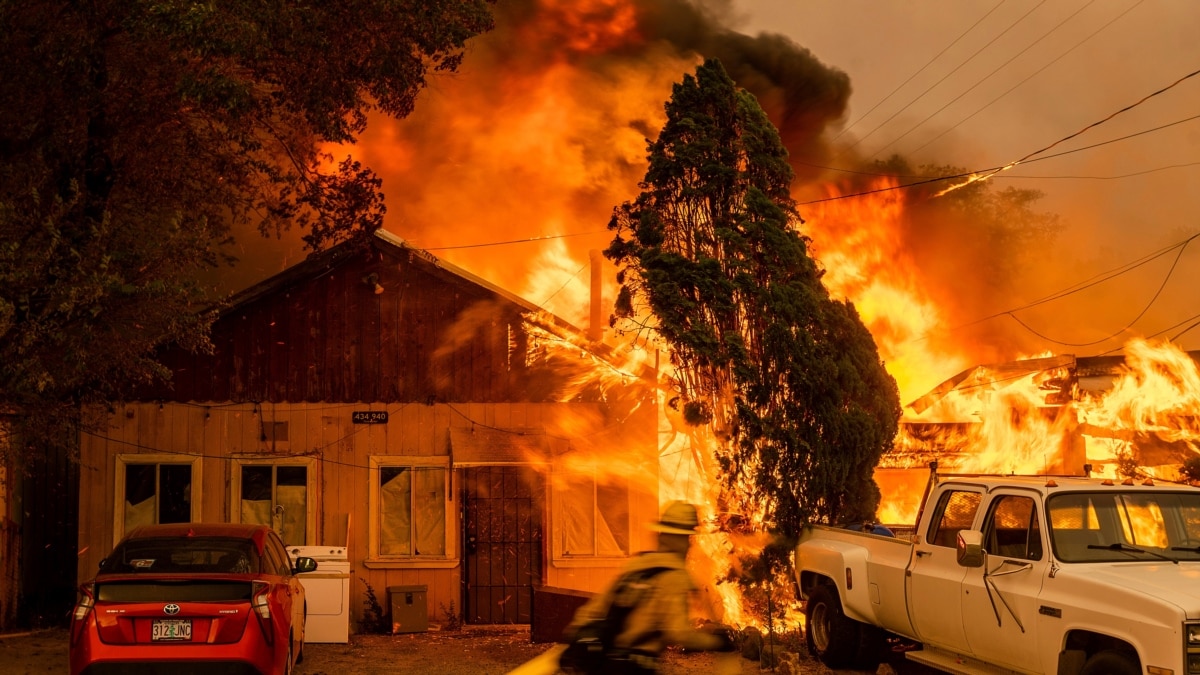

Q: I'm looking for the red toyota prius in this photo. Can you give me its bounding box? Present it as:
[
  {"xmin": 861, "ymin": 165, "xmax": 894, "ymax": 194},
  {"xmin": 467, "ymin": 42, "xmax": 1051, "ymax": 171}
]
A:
[{"xmin": 69, "ymin": 523, "xmax": 317, "ymax": 675}]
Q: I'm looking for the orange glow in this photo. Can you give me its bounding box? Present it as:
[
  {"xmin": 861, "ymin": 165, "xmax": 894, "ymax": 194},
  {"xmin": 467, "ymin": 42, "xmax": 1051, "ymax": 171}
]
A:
[
  {"xmin": 804, "ymin": 178, "xmax": 973, "ymax": 403},
  {"xmin": 321, "ymin": 0, "xmax": 1200, "ymax": 633}
]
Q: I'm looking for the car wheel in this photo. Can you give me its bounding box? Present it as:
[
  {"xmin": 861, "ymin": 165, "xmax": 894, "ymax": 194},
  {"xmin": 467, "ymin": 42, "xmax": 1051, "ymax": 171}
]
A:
[
  {"xmin": 1079, "ymin": 649, "xmax": 1139, "ymax": 675},
  {"xmin": 805, "ymin": 584, "xmax": 861, "ymax": 669}
]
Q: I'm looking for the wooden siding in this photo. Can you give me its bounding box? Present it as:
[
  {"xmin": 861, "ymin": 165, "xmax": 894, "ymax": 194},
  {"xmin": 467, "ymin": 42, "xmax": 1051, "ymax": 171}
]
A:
[
  {"xmin": 152, "ymin": 242, "xmax": 575, "ymax": 405},
  {"xmin": 78, "ymin": 399, "xmax": 655, "ymax": 630}
]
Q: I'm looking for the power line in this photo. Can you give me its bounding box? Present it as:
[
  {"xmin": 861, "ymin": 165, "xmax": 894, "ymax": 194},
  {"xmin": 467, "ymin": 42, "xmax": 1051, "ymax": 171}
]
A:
[
  {"xmin": 422, "ymin": 230, "xmax": 604, "ymax": 251},
  {"xmin": 946, "ymin": 232, "xmax": 1200, "ymax": 335},
  {"xmin": 911, "ymin": 0, "xmax": 1145, "ymax": 156},
  {"xmin": 1003, "ymin": 234, "xmax": 1186, "ymax": 347},
  {"xmin": 798, "ymin": 110, "xmax": 1200, "ymax": 205},
  {"xmin": 843, "ymin": 0, "xmax": 1047, "ymax": 155},
  {"xmin": 945, "ymin": 230, "xmax": 1200, "ymax": 345},
  {"xmin": 870, "ymin": 0, "xmax": 1097, "ymax": 159},
  {"xmin": 831, "ymin": 1, "xmax": 1008, "ymax": 143},
  {"xmin": 538, "ymin": 261, "xmax": 589, "ymax": 308},
  {"xmin": 794, "ymin": 157, "xmax": 1200, "ymax": 182},
  {"xmin": 954, "ymin": 66, "xmax": 1200, "ymax": 189}
]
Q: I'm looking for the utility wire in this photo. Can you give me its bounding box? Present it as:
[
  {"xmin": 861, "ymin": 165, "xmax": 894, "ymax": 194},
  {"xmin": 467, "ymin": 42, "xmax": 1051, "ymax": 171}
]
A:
[
  {"xmin": 954, "ymin": 233, "xmax": 1200, "ymax": 330},
  {"xmin": 538, "ymin": 261, "xmax": 589, "ymax": 308},
  {"xmin": 871, "ymin": 0, "xmax": 1096, "ymax": 159},
  {"xmin": 843, "ymin": 0, "xmax": 1046, "ymax": 155},
  {"xmin": 832, "ymin": 1, "xmax": 1007, "ymax": 143},
  {"xmin": 1004, "ymin": 232, "xmax": 1184, "ymax": 347},
  {"xmin": 423, "ymin": 230, "xmax": 603, "ymax": 251},
  {"xmin": 930, "ymin": 233, "xmax": 1199, "ymax": 351},
  {"xmin": 948, "ymin": 66, "xmax": 1200, "ymax": 190},
  {"xmin": 794, "ymin": 157, "xmax": 1200, "ymax": 181},
  {"xmin": 799, "ymin": 110, "xmax": 1200, "ymax": 205},
  {"xmin": 911, "ymin": 0, "xmax": 1145, "ymax": 156}
]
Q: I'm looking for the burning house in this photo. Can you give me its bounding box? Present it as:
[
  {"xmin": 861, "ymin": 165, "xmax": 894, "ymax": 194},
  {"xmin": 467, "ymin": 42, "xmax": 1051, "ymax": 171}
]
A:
[
  {"xmin": 75, "ymin": 229, "xmax": 663, "ymax": 632},
  {"xmin": 876, "ymin": 344, "xmax": 1200, "ymax": 525}
]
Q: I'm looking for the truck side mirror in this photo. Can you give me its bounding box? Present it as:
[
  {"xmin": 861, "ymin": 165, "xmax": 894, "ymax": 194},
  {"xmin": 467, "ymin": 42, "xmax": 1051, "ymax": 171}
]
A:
[{"xmin": 956, "ymin": 530, "xmax": 985, "ymax": 568}]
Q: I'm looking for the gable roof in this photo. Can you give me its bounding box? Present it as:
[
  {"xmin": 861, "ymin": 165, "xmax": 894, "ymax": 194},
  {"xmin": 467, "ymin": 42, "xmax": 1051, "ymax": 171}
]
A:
[{"xmin": 146, "ymin": 229, "xmax": 648, "ymax": 404}]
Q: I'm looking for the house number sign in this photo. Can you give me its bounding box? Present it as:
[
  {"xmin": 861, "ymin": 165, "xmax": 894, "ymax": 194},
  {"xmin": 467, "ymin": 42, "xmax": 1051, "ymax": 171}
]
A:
[{"xmin": 352, "ymin": 411, "xmax": 389, "ymax": 424}]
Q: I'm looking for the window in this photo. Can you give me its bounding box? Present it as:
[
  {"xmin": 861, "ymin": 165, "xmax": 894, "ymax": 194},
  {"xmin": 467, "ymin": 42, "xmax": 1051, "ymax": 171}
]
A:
[
  {"xmin": 556, "ymin": 470, "xmax": 630, "ymax": 558},
  {"xmin": 983, "ymin": 495, "xmax": 1043, "ymax": 560},
  {"xmin": 368, "ymin": 457, "xmax": 450, "ymax": 559},
  {"xmin": 231, "ymin": 459, "xmax": 315, "ymax": 546},
  {"xmin": 114, "ymin": 454, "xmax": 203, "ymax": 544},
  {"xmin": 926, "ymin": 489, "xmax": 982, "ymax": 548}
]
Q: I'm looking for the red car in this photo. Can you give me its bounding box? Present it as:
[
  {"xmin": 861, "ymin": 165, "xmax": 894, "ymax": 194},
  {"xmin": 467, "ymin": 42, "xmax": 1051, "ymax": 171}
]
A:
[{"xmin": 69, "ymin": 523, "xmax": 317, "ymax": 675}]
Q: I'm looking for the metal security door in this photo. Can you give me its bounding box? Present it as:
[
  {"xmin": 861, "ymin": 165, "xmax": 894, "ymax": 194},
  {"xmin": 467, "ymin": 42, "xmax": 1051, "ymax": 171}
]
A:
[{"xmin": 461, "ymin": 466, "xmax": 544, "ymax": 624}]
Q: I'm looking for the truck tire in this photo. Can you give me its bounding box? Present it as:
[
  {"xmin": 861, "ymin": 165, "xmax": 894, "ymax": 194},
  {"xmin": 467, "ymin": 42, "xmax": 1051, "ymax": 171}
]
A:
[
  {"xmin": 1079, "ymin": 650, "xmax": 1138, "ymax": 675},
  {"xmin": 805, "ymin": 584, "xmax": 860, "ymax": 668}
]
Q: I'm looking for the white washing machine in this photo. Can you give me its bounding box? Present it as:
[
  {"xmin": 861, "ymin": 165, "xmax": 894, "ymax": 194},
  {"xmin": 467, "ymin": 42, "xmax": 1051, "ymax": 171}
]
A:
[{"xmin": 289, "ymin": 545, "xmax": 351, "ymax": 643}]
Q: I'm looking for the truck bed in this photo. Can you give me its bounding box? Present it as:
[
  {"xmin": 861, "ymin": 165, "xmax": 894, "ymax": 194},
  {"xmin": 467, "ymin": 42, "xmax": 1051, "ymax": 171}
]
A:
[{"xmin": 797, "ymin": 524, "xmax": 917, "ymax": 639}]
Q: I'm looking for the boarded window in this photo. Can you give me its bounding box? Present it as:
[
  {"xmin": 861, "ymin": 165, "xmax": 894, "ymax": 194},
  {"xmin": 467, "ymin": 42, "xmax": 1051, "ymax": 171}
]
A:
[
  {"xmin": 379, "ymin": 466, "xmax": 447, "ymax": 556},
  {"xmin": 239, "ymin": 464, "xmax": 308, "ymax": 545},
  {"xmin": 560, "ymin": 473, "xmax": 629, "ymax": 556},
  {"xmin": 124, "ymin": 463, "xmax": 192, "ymax": 532}
]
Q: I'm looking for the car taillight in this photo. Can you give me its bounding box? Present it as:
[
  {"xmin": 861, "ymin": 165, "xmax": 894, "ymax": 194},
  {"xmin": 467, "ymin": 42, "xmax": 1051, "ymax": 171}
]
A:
[
  {"xmin": 70, "ymin": 584, "xmax": 95, "ymax": 645},
  {"xmin": 251, "ymin": 581, "xmax": 273, "ymax": 644}
]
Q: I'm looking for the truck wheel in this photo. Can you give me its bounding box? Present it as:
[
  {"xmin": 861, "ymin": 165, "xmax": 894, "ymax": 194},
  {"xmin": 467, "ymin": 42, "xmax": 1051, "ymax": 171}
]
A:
[
  {"xmin": 1079, "ymin": 650, "xmax": 1138, "ymax": 675},
  {"xmin": 805, "ymin": 584, "xmax": 860, "ymax": 668}
]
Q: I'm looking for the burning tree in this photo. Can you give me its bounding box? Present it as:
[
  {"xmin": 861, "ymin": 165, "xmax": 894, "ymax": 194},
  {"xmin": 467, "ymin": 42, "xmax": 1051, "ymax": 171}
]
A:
[
  {"xmin": 0, "ymin": 1, "xmax": 494, "ymax": 452},
  {"xmin": 606, "ymin": 59, "xmax": 901, "ymax": 553}
]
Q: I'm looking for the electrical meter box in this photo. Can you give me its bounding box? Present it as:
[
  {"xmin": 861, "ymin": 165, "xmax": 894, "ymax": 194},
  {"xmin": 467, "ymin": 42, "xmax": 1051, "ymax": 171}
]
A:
[{"xmin": 388, "ymin": 585, "xmax": 429, "ymax": 634}]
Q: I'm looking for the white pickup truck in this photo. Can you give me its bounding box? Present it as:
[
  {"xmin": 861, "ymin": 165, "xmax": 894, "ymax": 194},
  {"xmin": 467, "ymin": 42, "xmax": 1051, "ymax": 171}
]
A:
[{"xmin": 795, "ymin": 463, "xmax": 1200, "ymax": 675}]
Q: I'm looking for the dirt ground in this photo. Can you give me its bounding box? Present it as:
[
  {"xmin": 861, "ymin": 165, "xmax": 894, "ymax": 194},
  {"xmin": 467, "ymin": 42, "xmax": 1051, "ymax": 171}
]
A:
[{"xmin": 0, "ymin": 626, "xmax": 909, "ymax": 675}]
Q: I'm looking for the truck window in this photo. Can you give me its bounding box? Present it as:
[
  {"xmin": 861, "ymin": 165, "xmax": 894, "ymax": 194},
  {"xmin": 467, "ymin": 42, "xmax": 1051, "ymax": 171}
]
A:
[
  {"xmin": 983, "ymin": 495, "xmax": 1043, "ymax": 560},
  {"xmin": 926, "ymin": 489, "xmax": 982, "ymax": 548}
]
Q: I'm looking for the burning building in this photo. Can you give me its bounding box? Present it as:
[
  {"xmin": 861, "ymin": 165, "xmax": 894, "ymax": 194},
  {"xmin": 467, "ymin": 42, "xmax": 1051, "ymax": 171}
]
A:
[
  {"xmin": 877, "ymin": 342, "xmax": 1200, "ymax": 525},
  {"xmin": 75, "ymin": 230, "xmax": 665, "ymax": 632}
]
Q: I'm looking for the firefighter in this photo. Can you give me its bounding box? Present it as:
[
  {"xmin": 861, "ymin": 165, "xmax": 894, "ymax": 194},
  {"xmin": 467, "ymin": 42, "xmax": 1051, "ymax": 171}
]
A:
[{"xmin": 558, "ymin": 500, "xmax": 736, "ymax": 674}]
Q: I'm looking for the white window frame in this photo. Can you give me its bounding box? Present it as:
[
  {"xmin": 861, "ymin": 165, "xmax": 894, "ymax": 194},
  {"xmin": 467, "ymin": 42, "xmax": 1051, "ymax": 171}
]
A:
[
  {"xmin": 230, "ymin": 457, "xmax": 317, "ymax": 546},
  {"xmin": 113, "ymin": 453, "xmax": 203, "ymax": 546},
  {"xmin": 367, "ymin": 456, "xmax": 454, "ymax": 564},
  {"xmin": 550, "ymin": 465, "xmax": 631, "ymax": 564}
]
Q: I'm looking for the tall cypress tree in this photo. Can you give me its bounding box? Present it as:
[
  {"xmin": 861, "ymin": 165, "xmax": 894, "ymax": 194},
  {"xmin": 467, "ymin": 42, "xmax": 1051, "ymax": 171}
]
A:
[{"xmin": 606, "ymin": 59, "xmax": 900, "ymax": 537}]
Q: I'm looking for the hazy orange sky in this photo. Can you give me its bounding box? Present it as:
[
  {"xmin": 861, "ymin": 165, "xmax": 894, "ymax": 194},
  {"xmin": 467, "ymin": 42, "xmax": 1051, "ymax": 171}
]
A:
[
  {"xmin": 731, "ymin": 0, "xmax": 1200, "ymax": 352},
  {"xmin": 227, "ymin": 0, "xmax": 1200, "ymax": 397}
]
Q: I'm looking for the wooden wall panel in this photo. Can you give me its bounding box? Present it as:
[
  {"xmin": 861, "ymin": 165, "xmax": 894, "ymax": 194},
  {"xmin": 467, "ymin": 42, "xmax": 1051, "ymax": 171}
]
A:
[
  {"xmin": 323, "ymin": 273, "xmax": 344, "ymax": 402},
  {"xmin": 267, "ymin": 299, "xmax": 286, "ymax": 402},
  {"xmin": 377, "ymin": 265, "xmax": 400, "ymax": 401},
  {"xmin": 359, "ymin": 268, "xmax": 382, "ymax": 403}
]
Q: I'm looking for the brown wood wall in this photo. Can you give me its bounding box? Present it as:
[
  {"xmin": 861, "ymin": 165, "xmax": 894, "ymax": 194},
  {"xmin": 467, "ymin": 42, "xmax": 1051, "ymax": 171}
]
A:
[
  {"xmin": 77, "ymin": 400, "xmax": 649, "ymax": 631},
  {"xmin": 154, "ymin": 243, "xmax": 571, "ymax": 405}
]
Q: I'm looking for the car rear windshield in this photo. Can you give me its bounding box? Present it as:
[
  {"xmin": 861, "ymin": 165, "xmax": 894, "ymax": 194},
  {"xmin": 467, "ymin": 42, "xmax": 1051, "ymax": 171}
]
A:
[
  {"xmin": 104, "ymin": 537, "xmax": 260, "ymax": 574},
  {"xmin": 97, "ymin": 580, "xmax": 254, "ymax": 602}
]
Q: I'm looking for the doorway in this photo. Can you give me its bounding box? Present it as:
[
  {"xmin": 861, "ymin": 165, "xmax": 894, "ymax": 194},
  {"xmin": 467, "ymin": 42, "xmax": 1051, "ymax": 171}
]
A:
[{"xmin": 460, "ymin": 466, "xmax": 544, "ymax": 624}]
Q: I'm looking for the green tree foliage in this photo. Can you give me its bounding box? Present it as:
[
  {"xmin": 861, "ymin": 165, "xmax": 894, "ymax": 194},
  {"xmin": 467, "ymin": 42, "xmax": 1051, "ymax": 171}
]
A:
[
  {"xmin": 606, "ymin": 59, "xmax": 901, "ymax": 536},
  {"xmin": 0, "ymin": 1, "xmax": 493, "ymax": 443}
]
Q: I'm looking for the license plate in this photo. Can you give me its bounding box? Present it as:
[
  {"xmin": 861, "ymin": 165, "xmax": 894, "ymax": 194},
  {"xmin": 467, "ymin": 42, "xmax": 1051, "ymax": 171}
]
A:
[{"xmin": 151, "ymin": 619, "xmax": 192, "ymax": 641}]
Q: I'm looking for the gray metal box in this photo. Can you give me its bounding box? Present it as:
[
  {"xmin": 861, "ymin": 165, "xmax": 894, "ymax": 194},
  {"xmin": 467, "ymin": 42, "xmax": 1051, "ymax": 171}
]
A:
[{"xmin": 388, "ymin": 585, "xmax": 429, "ymax": 634}]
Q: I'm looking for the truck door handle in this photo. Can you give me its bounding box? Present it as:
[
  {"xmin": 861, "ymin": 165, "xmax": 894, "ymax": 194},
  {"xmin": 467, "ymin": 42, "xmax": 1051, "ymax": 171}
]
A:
[{"xmin": 916, "ymin": 550, "xmax": 932, "ymax": 557}]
